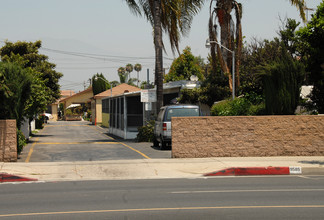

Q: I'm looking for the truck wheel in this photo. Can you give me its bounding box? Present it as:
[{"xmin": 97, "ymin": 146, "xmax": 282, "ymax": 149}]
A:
[
  {"xmin": 153, "ymin": 138, "xmax": 159, "ymax": 148},
  {"xmin": 160, "ymin": 140, "xmax": 167, "ymax": 150}
]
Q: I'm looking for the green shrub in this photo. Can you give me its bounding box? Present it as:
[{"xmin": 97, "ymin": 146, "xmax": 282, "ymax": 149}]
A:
[
  {"xmin": 229, "ymin": 98, "xmax": 251, "ymax": 115},
  {"xmin": 136, "ymin": 120, "xmax": 155, "ymax": 142},
  {"xmin": 211, "ymin": 97, "xmax": 265, "ymax": 116},
  {"xmin": 66, "ymin": 108, "xmax": 73, "ymax": 116},
  {"xmin": 17, "ymin": 129, "xmax": 26, "ymax": 154},
  {"xmin": 260, "ymin": 45, "xmax": 304, "ymax": 115},
  {"xmin": 210, "ymin": 100, "xmax": 231, "ymax": 116},
  {"xmin": 36, "ymin": 115, "xmax": 45, "ymax": 129},
  {"xmin": 247, "ymin": 103, "xmax": 266, "ymax": 115},
  {"xmin": 243, "ymin": 92, "xmax": 264, "ymax": 105},
  {"xmin": 87, "ymin": 109, "xmax": 92, "ymax": 118}
]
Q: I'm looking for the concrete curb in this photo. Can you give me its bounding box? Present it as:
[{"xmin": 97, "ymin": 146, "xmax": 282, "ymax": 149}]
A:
[
  {"xmin": 2, "ymin": 157, "xmax": 324, "ymax": 182},
  {"xmin": 0, "ymin": 173, "xmax": 38, "ymax": 183},
  {"xmin": 204, "ymin": 166, "xmax": 303, "ymax": 176},
  {"xmin": 301, "ymin": 167, "xmax": 324, "ymax": 175}
]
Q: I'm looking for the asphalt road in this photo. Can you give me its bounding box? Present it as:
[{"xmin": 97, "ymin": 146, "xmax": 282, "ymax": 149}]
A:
[
  {"xmin": 1, "ymin": 176, "xmax": 324, "ymax": 219},
  {"xmin": 18, "ymin": 121, "xmax": 171, "ymax": 162}
]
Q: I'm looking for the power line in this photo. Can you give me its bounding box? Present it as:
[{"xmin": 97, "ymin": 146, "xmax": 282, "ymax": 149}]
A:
[
  {"xmin": 1, "ymin": 39, "xmax": 175, "ymax": 61},
  {"xmin": 40, "ymin": 47, "xmax": 174, "ymax": 61}
]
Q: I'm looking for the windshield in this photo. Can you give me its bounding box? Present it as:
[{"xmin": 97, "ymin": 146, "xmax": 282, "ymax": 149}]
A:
[{"xmin": 166, "ymin": 108, "xmax": 199, "ymax": 121}]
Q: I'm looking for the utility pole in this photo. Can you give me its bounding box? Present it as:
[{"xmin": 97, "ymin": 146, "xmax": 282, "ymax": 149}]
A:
[{"xmin": 147, "ymin": 68, "xmax": 150, "ymax": 89}]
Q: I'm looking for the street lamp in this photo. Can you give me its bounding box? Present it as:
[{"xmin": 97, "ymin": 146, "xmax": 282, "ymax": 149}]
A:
[
  {"xmin": 205, "ymin": 38, "xmax": 235, "ymax": 100},
  {"xmin": 94, "ymin": 76, "xmax": 112, "ymax": 97}
]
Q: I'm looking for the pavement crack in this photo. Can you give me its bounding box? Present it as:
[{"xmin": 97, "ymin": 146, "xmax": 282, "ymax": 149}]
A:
[{"xmin": 73, "ymin": 164, "xmax": 83, "ymax": 179}]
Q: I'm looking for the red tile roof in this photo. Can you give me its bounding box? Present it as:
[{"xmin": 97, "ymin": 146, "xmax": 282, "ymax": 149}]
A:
[
  {"xmin": 60, "ymin": 90, "xmax": 76, "ymax": 98},
  {"xmin": 94, "ymin": 83, "xmax": 141, "ymax": 99}
]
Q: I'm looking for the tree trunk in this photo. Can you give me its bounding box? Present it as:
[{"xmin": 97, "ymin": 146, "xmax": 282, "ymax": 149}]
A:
[
  {"xmin": 154, "ymin": 0, "xmax": 164, "ymax": 114},
  {"xmin": 234, "ymin": 1, "xmax": 242, "ymax": 89},
  {"xmin": 219, "ymin": 0, "xmax": 234, "ymax": 91}
]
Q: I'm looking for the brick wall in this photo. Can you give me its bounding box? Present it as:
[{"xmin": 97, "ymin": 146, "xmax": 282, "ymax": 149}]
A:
[
  {"xmin": 0, "ymin": 120, "xmax": 17, "ymax": 162},
  {"xmin": 171, "ymin": 116, "xmax": 324, "ymax": 158}
]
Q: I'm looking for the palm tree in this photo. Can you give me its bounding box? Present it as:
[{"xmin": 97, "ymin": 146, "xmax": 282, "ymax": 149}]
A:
[
  {"xmin": 134, "ymin": 63, "xmax": 142, "ymax": 87},
  {"xmin": 117, "ymin": 66, "xmax": 138, "ymax": 86},
  {"xmin": 125, "ymin": 63, "xmax": 134, "ymax": 81},
  {"xmin": 208, "ymin": 0, "xmax": 306, "ymax": 95},
  {"xmin": 110, "ymin": 80, "xmax": 120, "ymax": 87},
  {"xmin": 124, "ymin": 0, "xmax": 204, "ymax": 113},
  {"xmin": 118, "ymin": 67, "xmax": 127, "ymax": 83},
  {"xmin": 289, "ymin": 0, "xmax": 306, "ymax": 21},
  {"xmin": 208, "ymin": 0, "xmax": 242, "ymax": 93}
]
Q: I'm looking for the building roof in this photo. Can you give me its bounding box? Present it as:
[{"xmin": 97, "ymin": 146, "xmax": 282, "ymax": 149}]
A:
[
  {"xmin": 94, "ymin": 83, "xmax": 141, "ymax": 99},
  {"xmin": 52, "ymin": 90, "xmax": 77, "ymax": 104},
  {"xmin": 60, "ymin": 87, "xmax": 93, "ymax": 103},
  {"xmin": 61, "ymin": 90, "xmax": 76, "ymax": 98}
]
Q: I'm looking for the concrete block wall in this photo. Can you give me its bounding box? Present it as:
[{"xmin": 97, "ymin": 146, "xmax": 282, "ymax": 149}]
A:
[
  {"xmin": 0, "ymin": 120, "xmax": 17, "ymax": 162},
  {"xmin": 172, "ymin": 116, "xmax": 324, "ymax": 158}
]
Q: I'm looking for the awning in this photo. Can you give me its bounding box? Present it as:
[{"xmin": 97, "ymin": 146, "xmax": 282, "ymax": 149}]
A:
[{"xmin": 66, "ymin": 104, "xmax": 81, "ymax": 109}]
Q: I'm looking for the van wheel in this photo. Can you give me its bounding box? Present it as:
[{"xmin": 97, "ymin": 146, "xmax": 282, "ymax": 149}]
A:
[
  {"xmin": 153, "ymin": 138, "xmax": 159, "ymax": 148},
  {"xmin": 160, "ymin": 141, "xmax": 167, "ymax": 150}
]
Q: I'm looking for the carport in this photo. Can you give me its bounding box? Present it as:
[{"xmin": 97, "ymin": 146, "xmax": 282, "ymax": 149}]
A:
[{"xmin": 104, "ymin": 91, "xmax": 145, "ymax": 139}]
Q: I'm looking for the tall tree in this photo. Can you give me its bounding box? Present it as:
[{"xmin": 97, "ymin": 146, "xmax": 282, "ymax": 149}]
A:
[
  {"xmin": 0, "ymin": 62, "xmax": 33, "ymax": 129},
  {"xmin": 125, "ymin": 63, "xmax": 134, "ymax": 81},
  {"xmin": 0, "ymin": 40, "xmax": 63, "ymax": 103},
  {"xmin": 164, "ymin": 46, "xmax": 205, "ymax": 82},
  {"xmin": 259, "ymin": 45, "xmax": 304, "ymax": 115},
  {"xmin": 297, "ymin": 1, "xmax": 324, "ymax": 113},
  {"xmin": 117, "ymin": 66, "xmax": 137, "ymax": 85},
  {"xmin": 118, "ymin": 67, "xmax": 127, "ymax": 83},
  {"xmin": 208, "ymin": 0, "xmax": 242, "ymax": 94},
  {"xmin": 92, "ymin": 73, "xmax": 110, "ymax": 95},
  {"xmin": 208, "ymin": 0, "xmax": 306, "ymax": 95},
  {"xmin": 124, "ymin": 0, "xmax": 204, "ymax": 113},
  {"xmin": 134, "ymin": 63, "xmax": 142, "ymax": 87}
]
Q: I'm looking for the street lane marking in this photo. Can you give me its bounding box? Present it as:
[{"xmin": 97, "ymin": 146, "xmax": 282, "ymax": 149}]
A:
[
  {"xmin": 170, "ymin": 189, "xmax": 324, "ymax": 194},
  {"xmin": 25, "ymin": 138, "xmax": 39, "ymax": 163},
  {"xmin": 118, "ymin": 142, "xmax": 151, "ymax": 159},
  {"xmin": 45, "ymin": 125, "xmax": 90, "ymax": 127},
  {"xmin": 1, "ymin": 205, "xmax": 324, "ymax": 217},
  {"xmin": 105, "ymin": 133, "xmax": 151, "ymax": 159},
  {"xmin": 27, "ymin": 124, "xmax": 150, "ymax": 160},
  {"xmin": 86, "ymin": 125, "xmax": 150, "ymax": 159},
  {"xmin": 36, "ymin": 142, "xmax": 120, "ymax": 145}
]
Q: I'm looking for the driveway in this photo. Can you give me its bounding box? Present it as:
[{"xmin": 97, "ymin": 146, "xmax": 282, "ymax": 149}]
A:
[{"xmin": 18, "ymin": 121, "xmax": 171, "ymax": 162}]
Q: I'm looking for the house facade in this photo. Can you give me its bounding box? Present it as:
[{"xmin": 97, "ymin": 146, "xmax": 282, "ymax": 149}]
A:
[
  {"xmin": 102, "ymin": 80, "xmax": 200, "ymax": 139},
  {"xmin": 59, "ymin": 87, "xmax": 93, "ymax": 120},
  {"xmin": 92, "ymin": 84, "xmax": 141, "ymax": 125}
]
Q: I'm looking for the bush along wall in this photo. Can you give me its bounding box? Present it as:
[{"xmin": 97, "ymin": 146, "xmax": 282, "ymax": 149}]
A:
[{"xmin": 137, "ymin": 120, "xmax": 155, "ymax": 142}]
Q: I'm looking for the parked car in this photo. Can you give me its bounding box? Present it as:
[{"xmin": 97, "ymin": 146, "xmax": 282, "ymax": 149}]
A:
[
  {"xmin": 41, "ymin": 113, "xmax": 53, "ymax": 123},
  {"xmin": 153, "ymin": 104, "xmax": 201, "ymax": 150}
]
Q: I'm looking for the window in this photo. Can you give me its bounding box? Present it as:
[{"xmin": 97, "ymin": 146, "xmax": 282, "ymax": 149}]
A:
[{"xmin": 166, "ymin": 108, "xmax": 199, "ymax": 121}]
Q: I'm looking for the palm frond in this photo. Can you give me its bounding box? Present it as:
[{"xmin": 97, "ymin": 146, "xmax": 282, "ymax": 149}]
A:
[
  {"xmin": 123, "ymin": 0, "xmax": 142, "ymax": 16},
  {"xmin": 288, "ymin": 0, "xmax": 306, "ymax": 22}
]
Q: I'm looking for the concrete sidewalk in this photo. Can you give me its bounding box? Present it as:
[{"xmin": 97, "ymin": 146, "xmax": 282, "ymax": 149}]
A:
[{"xmin": 1, "ymin": 156, "xmax": 324, "ymax": 182}]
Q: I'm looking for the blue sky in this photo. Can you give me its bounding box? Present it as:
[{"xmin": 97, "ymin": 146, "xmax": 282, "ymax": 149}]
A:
[{"xmin": 0, "ymin": 0, "xmax": 321, "ymax": 92}]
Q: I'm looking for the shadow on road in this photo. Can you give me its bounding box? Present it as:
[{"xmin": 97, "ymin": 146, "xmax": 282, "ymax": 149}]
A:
[{"xmin": 299, "ymin": 160, "xmax": 324, "ymax": 165}]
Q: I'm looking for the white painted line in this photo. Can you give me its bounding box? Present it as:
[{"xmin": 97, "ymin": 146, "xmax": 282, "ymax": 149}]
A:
[{"xmin": 170, "ymin": 188, "xmax": 324, "ymax": 194}]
